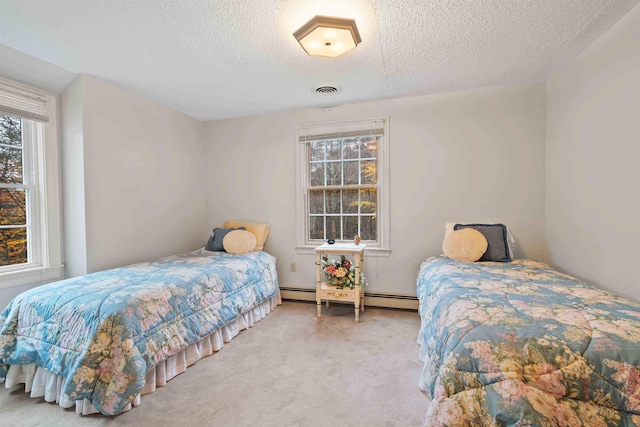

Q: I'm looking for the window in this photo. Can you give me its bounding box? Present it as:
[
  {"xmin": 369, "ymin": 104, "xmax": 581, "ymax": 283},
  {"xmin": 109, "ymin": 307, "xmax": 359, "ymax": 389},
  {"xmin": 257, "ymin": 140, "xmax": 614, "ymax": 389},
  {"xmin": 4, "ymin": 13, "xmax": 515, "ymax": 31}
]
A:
[
  {"xmin": 0, "ymin": 115, "xmax": 38, "ymax": 267},
  {"xmin": 0, "ymin": 77, "xmax": 63, "ymax": 286},
  {"xmin": 296, "ymin": 118, "xmax": 389, "ymax": 255}
]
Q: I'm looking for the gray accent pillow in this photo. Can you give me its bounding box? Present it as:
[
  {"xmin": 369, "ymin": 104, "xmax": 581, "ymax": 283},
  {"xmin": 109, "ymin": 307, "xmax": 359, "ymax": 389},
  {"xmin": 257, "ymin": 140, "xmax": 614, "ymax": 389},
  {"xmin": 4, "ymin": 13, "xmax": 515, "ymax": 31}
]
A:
[
  {"xmin": 453, "ymin": 223, "xmax": 512, "ymax": 262},
  {"xmin": 205, "ymin": 227, "xmax": 245, "ymax": 251}
]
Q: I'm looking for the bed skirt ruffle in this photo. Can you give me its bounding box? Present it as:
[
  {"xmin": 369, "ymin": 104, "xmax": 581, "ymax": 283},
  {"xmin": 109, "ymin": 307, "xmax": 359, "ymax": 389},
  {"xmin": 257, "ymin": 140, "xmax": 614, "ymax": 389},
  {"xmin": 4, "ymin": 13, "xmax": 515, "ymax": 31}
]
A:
[{"xmin": 2, "ymin": 290, "xmax": 281, "ymax": 416}]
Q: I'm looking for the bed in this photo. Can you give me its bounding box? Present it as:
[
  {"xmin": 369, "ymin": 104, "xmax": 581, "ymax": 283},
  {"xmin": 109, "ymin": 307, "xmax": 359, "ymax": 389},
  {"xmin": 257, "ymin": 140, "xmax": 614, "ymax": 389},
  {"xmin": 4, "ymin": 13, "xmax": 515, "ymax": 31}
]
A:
[
  {"xmin": 417, "ymin": 256, "xmax": 640, "ymax": 426},
  {"xmin": 0, "ymin": 247, "xmax": 280, "ymax": 416}
]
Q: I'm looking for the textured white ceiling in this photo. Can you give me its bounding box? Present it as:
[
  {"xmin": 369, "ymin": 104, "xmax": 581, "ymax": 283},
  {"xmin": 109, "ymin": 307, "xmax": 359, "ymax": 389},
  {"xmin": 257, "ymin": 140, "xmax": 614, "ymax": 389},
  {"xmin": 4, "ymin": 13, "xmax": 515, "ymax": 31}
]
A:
[{"xmin": 0, "ymin": 0, "xmax": 637, "ymax": 121}]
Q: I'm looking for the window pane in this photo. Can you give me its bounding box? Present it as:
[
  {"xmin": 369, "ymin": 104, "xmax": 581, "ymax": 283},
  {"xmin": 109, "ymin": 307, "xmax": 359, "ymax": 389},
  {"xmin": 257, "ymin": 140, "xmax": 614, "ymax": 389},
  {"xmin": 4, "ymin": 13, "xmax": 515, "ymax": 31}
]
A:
[
  {"xmin": 309, "ymin": 190, "xmax": 324, "ymax": 214},
  {"xmin": 0, "ymin": 227, "xmax": 27, "ymax": 266},
  {"xmin": 0, "ymin": 188, "xmax": 27, "ymax": 225},
  {"xmin": 0, "ymin": 116, "xmax": 22, "ymax": 147},
  {"xmin": 360, "ymin": 189, "xmax": 377, "ymax": 214},
  {"xmin": 361, "ymin": 160, "xmax": 377, "ymax": 185},
  {"xmin": 0, "ymin": 116, "xmax": 24, "ymax": 184},
  {"xmin": 326, "ymin": 140, "xmax": 342, "ymax": 161},
  {"xmin": 309, "ymin": 162, "xmax": 324, "ymax": 186},
  {"xmin": 361, "ymin": 216, "xmax": 377, "ymax": 241},
  {"xmin": 326, "ymin": 190, "xmax": 341, "ymax": 214},
  {"xmin": 343, "ymin": 138, "xmax": 358, "ymax": 159},
  {"xmin": 361, "ymin": 137, "xmax": 378, "ymax": 158},
  {"xmin": 0, "ymin": 146, "xmax": 23, "ymax": 184},
  {"xmin": 326, "ymin": 216, "xmax": 341, "ymax": 240},
  {"xmin": 309, "ymin": 141, "xmax": 325, "ymax": 162},
  {"xmin": 303, "ymin": 124, "xmax": 384, "ymax": 246},
  {"xmin": 326, "ymin": 162, "xmax": 341, "ymax": 186},
  {"xmin": 342, "ymin": 190, "xmax": 358, "ymax": 214},
  {"xmin": 310, "ymin": 216, "xmax": 324, "ymax": 240},
  {"xmin": 343, "ymin": 160, "xmax": 358, "ymax": 185},
  {"xmin": 343, "ymin": 216, "xmax": 358, "ymax": 240}
]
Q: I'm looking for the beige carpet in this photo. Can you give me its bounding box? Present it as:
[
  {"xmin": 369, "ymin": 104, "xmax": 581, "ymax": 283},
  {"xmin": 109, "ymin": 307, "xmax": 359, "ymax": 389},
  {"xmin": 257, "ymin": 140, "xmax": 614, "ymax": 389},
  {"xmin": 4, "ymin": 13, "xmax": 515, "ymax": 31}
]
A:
[{"xmin": 0, "ymin": 301, "xmax": 428, "ymax": 426}]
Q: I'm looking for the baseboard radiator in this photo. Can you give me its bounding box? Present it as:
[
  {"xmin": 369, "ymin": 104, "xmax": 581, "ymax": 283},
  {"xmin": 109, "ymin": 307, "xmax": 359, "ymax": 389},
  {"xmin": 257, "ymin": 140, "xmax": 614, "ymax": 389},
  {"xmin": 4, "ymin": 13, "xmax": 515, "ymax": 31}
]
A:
[{"xmin": 279, "ymin": 287, "xmax": 419, "ymax": 311}]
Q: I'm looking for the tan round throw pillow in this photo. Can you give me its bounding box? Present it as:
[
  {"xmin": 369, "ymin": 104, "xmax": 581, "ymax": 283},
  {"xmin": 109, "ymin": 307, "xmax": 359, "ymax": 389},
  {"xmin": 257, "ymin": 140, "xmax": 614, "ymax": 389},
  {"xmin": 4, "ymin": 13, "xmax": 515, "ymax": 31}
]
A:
[
  {"xmin": 442, "ymin": 228, "xmax": 488, "ymax": 262},
  {"xmin": 223, "ymin": 230, "xmax": 257, "ymax": 254}
]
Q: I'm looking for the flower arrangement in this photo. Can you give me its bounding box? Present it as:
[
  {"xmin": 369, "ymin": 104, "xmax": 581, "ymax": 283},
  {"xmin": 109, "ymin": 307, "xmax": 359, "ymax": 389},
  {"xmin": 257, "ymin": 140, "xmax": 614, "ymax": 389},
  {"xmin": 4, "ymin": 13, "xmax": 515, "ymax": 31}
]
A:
[{"xmin": 322, "ymin": 255, "xmax": 367, "ymax": 289}]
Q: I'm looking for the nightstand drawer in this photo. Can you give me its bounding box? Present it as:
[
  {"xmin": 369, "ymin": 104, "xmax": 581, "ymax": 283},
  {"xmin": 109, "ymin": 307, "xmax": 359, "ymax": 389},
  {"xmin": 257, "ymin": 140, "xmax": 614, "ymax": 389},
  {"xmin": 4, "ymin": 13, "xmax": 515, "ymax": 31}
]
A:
[{"xmin": 320, "ymin": 286, "xmax": 355, "ymax": 300}]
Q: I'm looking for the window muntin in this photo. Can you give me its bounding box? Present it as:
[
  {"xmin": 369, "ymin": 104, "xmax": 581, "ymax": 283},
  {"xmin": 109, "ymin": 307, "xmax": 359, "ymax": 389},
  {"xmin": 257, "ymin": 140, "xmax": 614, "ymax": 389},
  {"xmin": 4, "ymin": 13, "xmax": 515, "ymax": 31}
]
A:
[{"xmin": 306, "ymin": 135, "xmax": 379, "ymax": 242}]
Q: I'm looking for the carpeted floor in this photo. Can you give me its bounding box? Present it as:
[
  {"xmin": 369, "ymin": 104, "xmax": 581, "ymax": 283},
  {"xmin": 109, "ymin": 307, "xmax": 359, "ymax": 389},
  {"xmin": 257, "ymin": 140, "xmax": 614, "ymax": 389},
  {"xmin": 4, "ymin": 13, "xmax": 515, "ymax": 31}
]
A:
[{"xmin": 0, "ymin": 300, "xmax": 428, "ymax": 426}]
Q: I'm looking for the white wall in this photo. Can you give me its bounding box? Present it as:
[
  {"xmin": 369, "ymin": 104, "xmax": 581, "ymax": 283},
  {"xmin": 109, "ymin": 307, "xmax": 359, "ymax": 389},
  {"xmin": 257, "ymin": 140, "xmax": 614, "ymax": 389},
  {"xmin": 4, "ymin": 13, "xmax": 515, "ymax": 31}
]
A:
[
  {"xmin": 204, "ymin": 83, "xmax": 547, "ymax": 296},
  {"xmin": 546, "ymin": 4, "xmax": 640, "ymax": 302},
  {"xmin": 61, "ymin": 75, "xmax": 207, "ymax": 275},
  {"xmin": 60, "ymin": 76, "xmax": 88, "ymax": 277}
]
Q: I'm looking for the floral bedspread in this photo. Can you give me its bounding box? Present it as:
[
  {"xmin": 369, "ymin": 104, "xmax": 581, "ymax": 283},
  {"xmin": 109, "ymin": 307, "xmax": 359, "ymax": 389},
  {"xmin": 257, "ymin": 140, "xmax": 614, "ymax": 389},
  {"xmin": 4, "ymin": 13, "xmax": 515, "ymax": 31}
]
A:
[
  {"xmin": 0, "ymin": 249, "xmax": 278, "ymax": 415},
  {"xmin": 417, "ymin": 257, "xmax": 640, "ymax": 427}
]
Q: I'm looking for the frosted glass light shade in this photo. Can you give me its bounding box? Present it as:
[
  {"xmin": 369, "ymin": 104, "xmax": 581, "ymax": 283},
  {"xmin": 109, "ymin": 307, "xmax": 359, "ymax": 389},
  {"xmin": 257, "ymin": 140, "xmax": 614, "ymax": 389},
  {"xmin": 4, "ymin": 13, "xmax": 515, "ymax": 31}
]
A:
[{"xmin": 293, "ymin": 16, "xmax": 362, "ymax": 58}]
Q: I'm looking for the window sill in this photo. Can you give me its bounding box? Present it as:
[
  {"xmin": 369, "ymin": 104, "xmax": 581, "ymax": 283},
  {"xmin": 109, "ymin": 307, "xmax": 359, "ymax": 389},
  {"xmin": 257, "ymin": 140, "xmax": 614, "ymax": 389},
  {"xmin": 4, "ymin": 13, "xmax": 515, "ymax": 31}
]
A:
[
  {"xmin": 0, "ymin": 265, "xmax": 64, "ymax": 290},
  {"xmin": 295, "ymin": 245, "xmax": 391, "ymax": 257}
]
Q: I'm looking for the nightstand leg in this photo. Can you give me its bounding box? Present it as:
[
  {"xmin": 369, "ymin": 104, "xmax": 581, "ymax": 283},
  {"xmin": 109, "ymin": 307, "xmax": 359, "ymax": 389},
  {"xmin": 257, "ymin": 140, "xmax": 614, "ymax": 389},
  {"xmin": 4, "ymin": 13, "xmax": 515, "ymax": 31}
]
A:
[
  {"xmin": 326, "ymin": 300, "xmax": 330, "ymax": 308},
  {"xmin": 316, "ymin": 252, "xmax": 322, "ymax": 319},
  {"xmin": 354, "ymin": 254, "xmax": 361, "ymax": 322}
]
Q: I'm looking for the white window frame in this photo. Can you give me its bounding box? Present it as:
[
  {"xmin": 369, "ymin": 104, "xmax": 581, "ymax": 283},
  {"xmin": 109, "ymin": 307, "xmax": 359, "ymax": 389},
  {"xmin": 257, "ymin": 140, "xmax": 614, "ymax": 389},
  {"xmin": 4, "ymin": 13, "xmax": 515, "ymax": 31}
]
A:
[
  {"xmin": 0, "ymin": 77, "xmax": 64, "ymax": 289},
  {"xmin": 295, "ymin": 117, "xmax": 390, "ymax": 257}
]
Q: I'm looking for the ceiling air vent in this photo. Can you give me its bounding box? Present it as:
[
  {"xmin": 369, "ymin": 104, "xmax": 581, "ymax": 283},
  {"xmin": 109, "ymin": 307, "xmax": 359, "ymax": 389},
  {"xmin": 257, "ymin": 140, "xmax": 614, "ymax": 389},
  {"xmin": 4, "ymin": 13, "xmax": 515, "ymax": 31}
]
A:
[{"xmin": 314, "ymin": 85, "xmax": 340, "ymax": 95}]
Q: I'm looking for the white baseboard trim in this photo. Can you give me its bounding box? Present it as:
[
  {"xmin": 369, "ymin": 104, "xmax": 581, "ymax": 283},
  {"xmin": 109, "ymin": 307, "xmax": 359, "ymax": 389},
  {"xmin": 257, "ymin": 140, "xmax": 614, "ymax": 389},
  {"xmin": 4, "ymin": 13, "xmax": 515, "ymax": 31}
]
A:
[{"xmin": 279, "ymin": 287, "xmax": 418, "ymax": 311}]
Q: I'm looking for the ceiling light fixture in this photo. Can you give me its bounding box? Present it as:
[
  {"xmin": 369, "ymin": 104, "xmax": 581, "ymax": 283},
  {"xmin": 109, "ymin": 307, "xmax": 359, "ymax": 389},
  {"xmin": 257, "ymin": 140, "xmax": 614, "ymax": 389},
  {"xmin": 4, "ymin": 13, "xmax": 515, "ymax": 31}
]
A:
[{"xmin": 293, "ymin": 15, "xmax": 362, "ymax": 58}]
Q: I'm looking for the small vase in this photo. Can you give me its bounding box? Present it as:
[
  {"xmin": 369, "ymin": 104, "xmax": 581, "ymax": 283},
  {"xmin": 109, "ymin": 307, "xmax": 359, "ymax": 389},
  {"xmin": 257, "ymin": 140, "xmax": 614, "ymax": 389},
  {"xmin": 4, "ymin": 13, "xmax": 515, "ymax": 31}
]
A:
[{"xmin": 354, "ymin": 235, "xmax": 361, "ymax": 245}]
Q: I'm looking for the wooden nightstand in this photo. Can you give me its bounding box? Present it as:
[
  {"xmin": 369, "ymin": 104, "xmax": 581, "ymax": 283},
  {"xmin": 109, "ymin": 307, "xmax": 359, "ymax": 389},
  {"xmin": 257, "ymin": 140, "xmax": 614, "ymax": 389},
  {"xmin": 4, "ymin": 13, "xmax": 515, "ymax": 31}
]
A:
[{"xmin": 315, "ymin": 243, "xmax": 365, "ymax": 322}]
